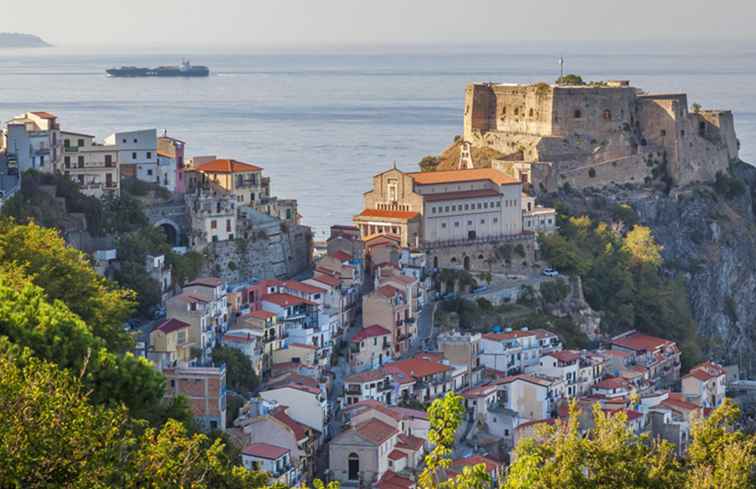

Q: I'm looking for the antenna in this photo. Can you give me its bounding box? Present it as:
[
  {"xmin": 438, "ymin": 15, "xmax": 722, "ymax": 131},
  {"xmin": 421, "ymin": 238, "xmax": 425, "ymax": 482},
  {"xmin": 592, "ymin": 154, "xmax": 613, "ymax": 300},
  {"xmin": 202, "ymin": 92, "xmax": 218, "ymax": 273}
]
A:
[{"xmin": 559, "ymin": 56, "xmax": 565, "ymax": 79}]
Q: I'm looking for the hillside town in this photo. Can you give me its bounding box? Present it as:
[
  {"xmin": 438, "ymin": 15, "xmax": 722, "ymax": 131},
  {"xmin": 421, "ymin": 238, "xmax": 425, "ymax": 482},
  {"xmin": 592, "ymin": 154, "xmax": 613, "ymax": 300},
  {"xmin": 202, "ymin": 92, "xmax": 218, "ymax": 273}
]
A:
[{"xmin": 0, "ymin": 78, "xmax": 750, "ymax": 489}]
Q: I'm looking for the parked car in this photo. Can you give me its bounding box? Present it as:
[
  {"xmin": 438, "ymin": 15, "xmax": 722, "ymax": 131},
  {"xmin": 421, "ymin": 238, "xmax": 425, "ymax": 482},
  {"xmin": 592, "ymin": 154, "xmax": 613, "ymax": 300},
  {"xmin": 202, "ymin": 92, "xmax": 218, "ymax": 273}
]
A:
[{"xmin": 542, "ymin": 268, "xmax": 560, "ymax": 277}]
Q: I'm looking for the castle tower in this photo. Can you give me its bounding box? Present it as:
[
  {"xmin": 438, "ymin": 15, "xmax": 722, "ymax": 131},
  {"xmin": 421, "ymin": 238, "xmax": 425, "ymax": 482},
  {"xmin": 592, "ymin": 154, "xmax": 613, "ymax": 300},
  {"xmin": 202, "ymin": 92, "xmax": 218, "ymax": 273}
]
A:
[{"xmin": 458, "ymin": 141, "xmax": 474, "ymax": 170}]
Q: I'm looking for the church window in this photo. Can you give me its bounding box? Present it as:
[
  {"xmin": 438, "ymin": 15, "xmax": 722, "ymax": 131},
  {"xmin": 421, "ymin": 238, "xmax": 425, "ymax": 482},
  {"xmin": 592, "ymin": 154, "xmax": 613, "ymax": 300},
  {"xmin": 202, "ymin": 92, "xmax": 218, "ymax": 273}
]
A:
[{"xmin": 574, "ymin": 109, "xmax": 582, "ymax": 119}]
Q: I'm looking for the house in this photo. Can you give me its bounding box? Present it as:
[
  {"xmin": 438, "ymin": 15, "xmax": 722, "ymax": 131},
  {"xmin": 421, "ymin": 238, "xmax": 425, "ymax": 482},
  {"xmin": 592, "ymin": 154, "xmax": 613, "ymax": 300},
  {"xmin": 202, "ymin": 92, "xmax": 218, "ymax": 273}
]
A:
[
  {"xmin": 237, "ymin": 310, "xmax": 283, "ymax": 378},
  {"xmin": 461, "ymin": 384, "xmax": 499, "ymax": 423},
  {"xmin": 235, "ymin": 402, "xmax": 315, "ymax": 481},
  {"xmin": 259, "ymin": 382, "xmax": 329, "ymax": 436},
  {"xmin": 344, "ymin": 369, "xmax": 394, "ymax": 406},
  {"xmin": 163, "ymin": 364, "xmax": 226, "ymax": 432},
  {"xmin": 60, "ymin": 130, "xmax": 119, "ymax": 197},
  {"xmin": 223, "ymin": 328, "xmax": 264, "ymax": 375},
  {"xmin": 104, "ymin": 129, "xmax": 157, "ymax": 183},
  {"xmin": 157, "ymin": 134, "xmax": 186, "ymax": 192},
  {"xmin": 145, "ymin": 254, "xmax": 172, "ymax": 300},
  {"xmin": 273, "ymin": 342, "xmax": 319, "ymax": 366},
  {"xmin": 343, "ymin": 400, "xmax": 430, "ymax": 445},
  {"xmin": 592, "ymin": 376, "xmax": 634, "ymax": 399},
  {"xmin": 682, "ymin": 361, "xmax": 727, "ymax": 408},
  {"xmin": 166, "ymin": 277, "xmax": 228, "ymax": 360},
  {"xmin": 480, "ymin": 329, "xmax": 540, "ymax": 375},
  {"xmin": 383, "ymin": 356, "xmax": 454, "ymax": 404},
  {"xmin": 363, "ymin": 285, "xmax": 416, "ymax": 357},
  {"xmin": 350, "ymin": 325, "xmax": 393, "ymax": 372},
  {"xmin": 610, "ymin": 331, "xmax": 681, "ymax": 385},
  {"xmin": 3, "ymin": 111, "xmax": 62, "ymax": 173},
  {"xmin": 496, "ymin": 373, "xmax": 566, "ymax": 421},
  {"xmin": 329, "ymin": 417, "xmax": 422, "ymax": 486},
  {"xmin": 193, "ymin": 158, "xmax": 266, "ymax": 205},
  {"xmin": 533, "ymin": 350, "xmax": 580, "ymax": 398},
  {"xmin": 149, "ymin": 318, "xmax": 193, "ymax": 368},
  {"xmin": 241, "ymin": 443, "xmax": 299, "ymax": 487},
  {"xmin": 437, "ymin": 331, "xmax": 483, "ymax": 388}
]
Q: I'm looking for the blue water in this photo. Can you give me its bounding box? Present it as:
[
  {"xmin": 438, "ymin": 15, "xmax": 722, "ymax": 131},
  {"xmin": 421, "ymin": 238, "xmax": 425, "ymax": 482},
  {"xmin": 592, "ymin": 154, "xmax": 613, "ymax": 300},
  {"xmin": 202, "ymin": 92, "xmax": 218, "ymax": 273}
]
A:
[{"xmin": 1, "ymin": 41, "xmax": 755, "ymax": 237}]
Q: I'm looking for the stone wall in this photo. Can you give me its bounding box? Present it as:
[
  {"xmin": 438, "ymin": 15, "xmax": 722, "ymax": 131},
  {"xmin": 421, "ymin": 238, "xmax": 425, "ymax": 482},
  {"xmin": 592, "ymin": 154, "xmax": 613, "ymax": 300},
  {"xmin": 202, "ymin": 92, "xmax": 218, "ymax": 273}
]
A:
[
  {"xmin": 427, "ymin": 235, "xmax": 536, "ymax": 273},
  {"xmin": 203, "ymin": 222, "xmax": 312, "ymax": 283}
]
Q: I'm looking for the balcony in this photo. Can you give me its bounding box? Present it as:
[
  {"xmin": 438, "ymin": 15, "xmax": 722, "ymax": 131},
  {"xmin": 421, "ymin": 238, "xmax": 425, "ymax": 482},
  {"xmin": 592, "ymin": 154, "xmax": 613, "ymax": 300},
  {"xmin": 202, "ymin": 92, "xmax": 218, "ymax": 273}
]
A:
[{"xmin": 346, "ymin": 385, "xmax": 361, "ymax": 395}]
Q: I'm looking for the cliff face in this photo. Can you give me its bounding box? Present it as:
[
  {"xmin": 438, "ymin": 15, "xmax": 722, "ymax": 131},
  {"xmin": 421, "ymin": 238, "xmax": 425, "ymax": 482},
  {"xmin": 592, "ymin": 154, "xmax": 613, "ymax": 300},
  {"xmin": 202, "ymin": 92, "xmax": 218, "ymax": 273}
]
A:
[{"xmin": 553, "ymin": 162, "xmax": 756, "ymax": 376}]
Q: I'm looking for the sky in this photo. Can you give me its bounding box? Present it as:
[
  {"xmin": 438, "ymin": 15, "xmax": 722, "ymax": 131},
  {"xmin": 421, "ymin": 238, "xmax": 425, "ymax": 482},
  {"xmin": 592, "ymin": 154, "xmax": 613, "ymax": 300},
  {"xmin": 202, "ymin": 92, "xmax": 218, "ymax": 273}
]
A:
[{"xmin": 0, "ymin": 0, "xmax": 753, "ymax": 48}]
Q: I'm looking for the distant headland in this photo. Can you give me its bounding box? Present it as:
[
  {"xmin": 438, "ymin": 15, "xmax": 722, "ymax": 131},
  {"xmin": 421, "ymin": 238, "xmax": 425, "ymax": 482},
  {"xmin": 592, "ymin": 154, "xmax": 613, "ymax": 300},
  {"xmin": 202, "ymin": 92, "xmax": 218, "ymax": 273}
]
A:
[{"xmin": 0, "ymin": 33, "xmax": 51, "ymax": 48}]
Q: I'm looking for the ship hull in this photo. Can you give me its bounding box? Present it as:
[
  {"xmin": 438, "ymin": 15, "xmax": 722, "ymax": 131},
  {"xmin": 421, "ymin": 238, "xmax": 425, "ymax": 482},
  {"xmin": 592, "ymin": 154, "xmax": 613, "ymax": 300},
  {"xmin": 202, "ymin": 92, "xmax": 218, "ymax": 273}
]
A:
[{"xmin": 106, "ymin": 67, "xmax": 210, "ymax": 77}]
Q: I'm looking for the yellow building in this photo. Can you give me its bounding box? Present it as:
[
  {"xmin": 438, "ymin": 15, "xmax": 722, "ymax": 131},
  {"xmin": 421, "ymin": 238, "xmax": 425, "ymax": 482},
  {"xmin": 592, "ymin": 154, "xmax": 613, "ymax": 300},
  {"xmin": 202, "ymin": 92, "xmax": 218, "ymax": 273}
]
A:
[
  {"xmin": 194, "ymin": 158, "xmax": 266, "ymax": 205},
  {"xmin": 149, "ymin": 318, "xmax": 193, "ymax": 367}
]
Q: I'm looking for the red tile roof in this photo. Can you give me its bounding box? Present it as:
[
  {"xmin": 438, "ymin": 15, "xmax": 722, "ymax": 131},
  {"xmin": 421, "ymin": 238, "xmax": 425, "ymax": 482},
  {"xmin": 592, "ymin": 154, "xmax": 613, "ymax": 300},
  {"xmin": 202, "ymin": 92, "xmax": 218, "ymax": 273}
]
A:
[
  {"xmin": 283, "ymin": 280, "xmax": 326, "ymax": 295},
  {"xmin": 384, "ymin": 357, "xmax": 451, "ymax": 380},
  {"xmin": 450, "ymin": 455, "xmax": 501, "ymax": 474},
  {"xmin": 356, "ymin": 209, "xmax": 419, "ymax": 220},
  {"xmin": 392, "ymin": 407, "xmax": 428, "ymax": 421},
  {"xmin": 30, "ymin": 111, "xmax": 56, "ymax": 119},
  {"xmin": 344, "ymin": 400, "xmax": 403, "ymax": 421},
  {"xmin": 483, "ymin": 330, "xmax": 537, "ymax": 341},
  {"xmin": 594, "ymin": 377, "xmax": 631, "ymax": 390},
  {"xmin": 365, "ymin": 234, "xmax": 402, "ymax": 247},
  {"xmin": 376, "ymin": 284, "xmax": 404, "ymax": 298},
  {"xmin": 408, "ymin": 168, "xmax": 519, "ymax": 186},
  {"xmin": 685, "ymin": 361, "xmax": 726, "ymax": 382},
  {"xmin": 611, "ymin": 332, "xmax": 675, "ymax": 352},
  {"xmin": 223, "ymin": 331, "xmax": 258, "ymax": 343},
  {"xmin": 603, "ymin": 408, "xmax": 643, "ymax": 421},
  {"xmin": 388, "ymin": 449, "xmax": 408, "ymax": 461},
  {"xmin": 461, "ymin": 384, "xmax": 498, "ymax": 399},
  {"xmin": 396, "ymin": 433, "xmax": 424, "ymax": 450},
  {"xmin": 154, "ymin": 318, "xmax": 190, "ymax": 334},
  {"xmin": 376, "ymin": 470, "xmax": 415, "ymax": 489},
  {"xmin": 262, "ymin": 293, "xmax": 316, "ymax": 307},
  {"xmin": 351, "ymin": 325, "xmax": 392, "ymax": 342},
  {"xmin": 270, "ymin": 406, "xmax": 308, "ymax": 441},
  {"xmin": 311, "ymin": 273, "xmax": 340, "ymax": 287},
  {"xmin": 354, "ymin": 418, "xmax": 399, "ymax": 445},
  {"xmin": 242, "ymin": 442, "xmax": 290, "ymax": 460},
  {"xmin": 195, "ymin": 158, "xmax": 262, "ymax": 173},
  {"xmin": 247, "ymin": 310, "xmax": 276, "ymax": 320},
  {"xmin": 661, "ymin": 393, "xmax": 701, "ymax": 413},
  {"xmin": 546, "ymin": 350, "xmax": 581, "ymax": 363},
  {"xmin": 345, "ymin": 369, "xmax": 390, "ymax": 383}
]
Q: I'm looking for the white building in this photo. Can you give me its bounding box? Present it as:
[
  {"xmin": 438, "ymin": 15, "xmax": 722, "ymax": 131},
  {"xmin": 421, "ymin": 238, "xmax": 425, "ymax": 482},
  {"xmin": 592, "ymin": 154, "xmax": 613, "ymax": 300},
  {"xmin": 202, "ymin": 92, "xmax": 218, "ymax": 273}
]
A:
[
  {"xmin": 681, "ymin": 361, "xmax": 727, "ymax": 408},
  {"xmin": 3, "ymin": 112, "xmax": 62, "ymax": 173},
  {"xmin": 480, "ymin": 329, "xmax": 540, "ymax": 374},
  {"xmin": 104, "ymin": 129, "xmax": 158, "ymax": 184},
  {"xmin": 60, "ymin": 131, "xmax": 120, "ymax": 197},
  {"xmin": 241, "ymin": 443, "xmax": 299, "ymax": 487}
]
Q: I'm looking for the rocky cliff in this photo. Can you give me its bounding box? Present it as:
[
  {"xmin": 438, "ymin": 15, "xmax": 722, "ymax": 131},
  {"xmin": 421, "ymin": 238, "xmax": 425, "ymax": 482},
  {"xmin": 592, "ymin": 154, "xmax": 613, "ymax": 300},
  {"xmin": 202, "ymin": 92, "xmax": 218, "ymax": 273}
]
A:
[{"xmin": 549, "ymin": 162, "xmax": 756, "ymax": 376}]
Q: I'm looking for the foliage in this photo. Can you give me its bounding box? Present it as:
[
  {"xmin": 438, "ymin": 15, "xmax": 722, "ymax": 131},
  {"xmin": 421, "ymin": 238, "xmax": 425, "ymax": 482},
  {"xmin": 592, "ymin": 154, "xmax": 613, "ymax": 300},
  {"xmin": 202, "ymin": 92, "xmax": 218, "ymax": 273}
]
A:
[
  {"xmin": 419, "ymin": 393, "xmax": 491, "ymax": 489},
  {"xmin": 555, "ymin": 74, "xmax": 585, "ymax": 86},
  {"xmin": 504, "ymin": 399, "xmax": 756, "ymax": 489},
  {"xmin": 692, "ymin": 102, "xmax": 702, "ymax": 114},
  {"xmin": 517, "ymin": 285, "xmax": 539, "ymax": 307},
  {"xmin": 0, "ymin": 340, "xmax": 275, "ymax": 488},
  {"xmin": 610, "ymin": 203, "xmax": 639, "ymax": 228},
  {"xmin": 540, "ymin": 278, "xmax": 570, "ymax": 304},
  {"xmin": 103, "ymin": 193, "xmax": 150, "ymax": 234},
  {"xmin": 420, "ymin": 155, "xmax": 441, "ymax": 172},
  {"xmin": 115, "ymin": 226, "xmax": 172, "ymax": 317},
  {"xmin": 539, "ymin": 214, "xmax": 702, "ymax": 367},
  {"xmin": 168, "ymin": 250, "xmax": 205, "ymax": 287},
  {"xmin": 212, "ymin": 346, "xmax": 259, "ymax": 396},
  {"xmin": 0, "ymin": 219, "xmax": 135, "ymax": 352},
  {"xmin": 713, "ymin": 171, "xmax": 746, "ymax": 199}
]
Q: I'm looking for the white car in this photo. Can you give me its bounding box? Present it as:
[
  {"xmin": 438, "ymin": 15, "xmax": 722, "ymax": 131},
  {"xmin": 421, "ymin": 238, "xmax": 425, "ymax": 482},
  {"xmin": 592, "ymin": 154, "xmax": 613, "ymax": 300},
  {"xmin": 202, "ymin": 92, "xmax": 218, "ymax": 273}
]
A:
[{"xmin": 542, "ymin": 268, "xmax": 560, "ymax": 277}]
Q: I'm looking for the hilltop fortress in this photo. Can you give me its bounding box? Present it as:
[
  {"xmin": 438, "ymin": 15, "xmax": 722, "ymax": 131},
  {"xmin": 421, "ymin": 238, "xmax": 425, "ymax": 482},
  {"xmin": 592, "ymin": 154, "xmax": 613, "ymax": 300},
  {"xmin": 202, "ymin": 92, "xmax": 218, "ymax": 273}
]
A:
[{"xmin": 462, "ymin": 80, "xmax": 739, "ymax": 191}]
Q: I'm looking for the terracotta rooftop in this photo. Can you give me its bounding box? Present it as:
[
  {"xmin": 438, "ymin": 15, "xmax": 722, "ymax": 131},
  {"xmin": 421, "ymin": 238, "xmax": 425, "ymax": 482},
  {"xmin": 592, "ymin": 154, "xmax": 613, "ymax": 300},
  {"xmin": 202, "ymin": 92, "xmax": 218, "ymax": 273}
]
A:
[
  {"xmin": 195, "ymin": 158, "xmax": 262, "ymax": 173},
  {"xmin": 154, "ymin": 318, "xmax": 191, "ymax": 334},
  {"xmin": 187, "ymin": 277, "xmax": 223, "ymax": 288},
  {"xmin": 365, "ymin": 234, "xmax": 402, "ymax": 247},
  {"xmin": 392, "ymin": 407, "xmax": 428, "ymax": 421},
  {"xmin": 246, "ymin": 310, "xmax": 276, "ymax": 320},
  {"xmin": 223, "ymin": 331, "xmax": 259, "ymax": 343},
  {"xmin": 661, "ymin": 393, "xmax": 701, "ymax": 413},
  {"xmin": 375, "ymin": 284, "xmax": 404, "ymax": 298},
  {"xmin": 283, "ymin": 280, "xmax": 326, "ymax": 295},
  {"xmin": 483, "ymin": 330, "xmax": 537, "ymax": 341},
  {"xmin": 396, "ymin": 433, "xmax": 424, "ymax": 451},
  {"xmin": 408, "ymin": 168, "xmax": 519, "ymax": 186},
  {"xmin": 270, "ymin": 406, "xmax": 308, "ymax": 441},
  {"xmin": 242, "ymin": 442, "xmax": 289, "ymax": 460},
  {"xmin": 461, "ymin": 384, "xmax": 498, "ymax": 399},
  {"xmin": 384, "ymin": 357, "xmax": 451, "ymax": 380},
  {"xmin": 262, "ymin": 293, "xmax": 316, "ymax": 308},
  {"xmin": 356, "ymin": 209, "xmax": 419, "ymax": 220},
  {"xmin": 355, "ymin": 418, "xmax": 399, "ymax": 445},
  {"xmin": 611, "ymin": 332, "xmax": 675, "ymax": 352},
  {"xmin": 603, "ymin": 408, "xmax": 643, "ymax": 421},
  {"xmin": 685, "ymin": 361, "xmax": 726, "ymax": 382},
  {"xmin": 546, "ymin": 350, "xmax": 581, "ymax": 363},
  {"xmin": 345, "ymin": 369, "xmax": 390, "ymax": 383},
  {"xmin": 450, "ymin": 455, "xmax": 501, "ymax": 474},
  {"xmin": 388, "ymin": 449, "xmax": 408, "ymax": 461},
  {"xmin": 530, "ymin": 328, "xmax": 559, "ymax": 339},
  {"xmin": 30, "ymin": 111, "xmax": 57, "ymax": 119},
  {"xmin": 376, "ymin": 470, "xmax": 414, "ymax": 489},
  {"xmin": 594, "ymin": 377, "xmax": 631, "ymax": 390},
  {"xmin": 311, "ymin": 273, "xmax": 340, "ymax": 287},
  {"xmin": 351, "ymin": 325, "xmax": 392, "ymax": 342}
]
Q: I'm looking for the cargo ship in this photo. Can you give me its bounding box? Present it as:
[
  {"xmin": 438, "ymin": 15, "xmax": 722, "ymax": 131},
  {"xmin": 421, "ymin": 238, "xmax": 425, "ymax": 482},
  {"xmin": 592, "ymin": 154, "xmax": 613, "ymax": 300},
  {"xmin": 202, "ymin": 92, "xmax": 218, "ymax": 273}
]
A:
[{"xmin": 106, "ymin": 59, "xmax": 209, "ymax": 77}]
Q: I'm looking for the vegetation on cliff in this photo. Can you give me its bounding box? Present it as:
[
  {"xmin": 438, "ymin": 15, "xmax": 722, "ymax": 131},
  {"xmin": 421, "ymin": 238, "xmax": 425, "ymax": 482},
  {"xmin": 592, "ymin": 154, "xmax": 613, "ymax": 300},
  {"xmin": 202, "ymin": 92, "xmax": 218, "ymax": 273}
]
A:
[{"xmin": 538, "ymin": 211, "xmax": 702, "ymax": 368}]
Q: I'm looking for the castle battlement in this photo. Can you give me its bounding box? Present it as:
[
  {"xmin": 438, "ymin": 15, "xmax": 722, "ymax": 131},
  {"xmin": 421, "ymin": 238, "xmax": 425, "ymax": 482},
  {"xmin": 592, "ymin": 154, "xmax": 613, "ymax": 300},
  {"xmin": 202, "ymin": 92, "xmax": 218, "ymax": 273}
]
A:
[{"xmin": 463, "ymin": 81, "xmax": 739, "ymax": 191}]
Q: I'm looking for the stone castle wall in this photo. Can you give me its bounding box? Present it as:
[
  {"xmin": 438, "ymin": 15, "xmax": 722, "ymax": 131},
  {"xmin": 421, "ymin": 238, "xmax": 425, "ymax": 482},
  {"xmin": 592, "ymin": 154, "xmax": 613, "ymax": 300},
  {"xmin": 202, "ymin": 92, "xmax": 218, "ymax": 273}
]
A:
[{"xmin": 427, "ymin": 235, "xmax": 536, "ymax": 274}]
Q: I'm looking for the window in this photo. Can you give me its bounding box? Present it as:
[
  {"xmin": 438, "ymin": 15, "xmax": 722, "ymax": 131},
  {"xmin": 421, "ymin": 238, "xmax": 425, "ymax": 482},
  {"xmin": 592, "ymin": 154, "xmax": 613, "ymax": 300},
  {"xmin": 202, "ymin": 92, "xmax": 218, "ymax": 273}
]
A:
[
  {"xmin": 477, "ymin": 203, "xmax": 482, "ymax": 209},
  {"xmin": 106, "ymin": 173, "xmax": 113, "ymax": 187},
  {"xmin": 529, "ymin": 108, "xmax": 534, "ymax": 117},
  {"xmin": 467, "ymin": 220, "xmax": 472, "ymax": 226},
  {"xmin": 493, "ymin": 218, "xmax": 498, "ymax": 223},
  {"xmin": 147, "ymin": 151, "xmax": 152, "ymax": 159},
  {"xmin": 105, "ymin": 154, "xmax": 112, "ymax": 166},
  {"xmin": 441, "ymin": 223, "xmax": 447, "ymax": 228},
  {"xmin": 574, "ymin": 109, "xmax": 582, "ymax": 119},
  {"xmin": 387, "ymin": 178, "xmax": 398, "ymax": 202},
  {"xmin": 484, "ymin": 202, "xmax": 488, "ymax": 208},
  {"xmin": 211, "ymin": 220, "xmax": 217, "ymax": 229},
  {"xmin": 452, "ymin": 205, "xmax": 456, "ymax": 211},
  {"xmin": 133, "ymin": 138, "xmax": 138, "ymax": 143},
  {"xmin": 603, "ymin": 109, "xmax": 612, "ymax": 121},
  {"xmin": 64, "ymin": 156, "xmax": 70, "ymax": 168},
  {"xmin": 432, "ymin": 207, "xmax": 437, "ymax": 214},
  {"xmin": 481, "ymin": 219, "xmax": 485, "ymax": 224},
  {"xmin": 132, "ymin": 152, "xmax": 137, "ymax": 160},
  {"xmin": 77, "ymin": 156, "xmax": 84, "ymax": 168},
  {"xmin": 147, "ymin": 169, "xmax": 153, "ymax": 176},
  {"xmin": 77, "ymin": 138, "xmax": 84, "ymax": 147},
  {"xmin": 445, "ymin": 206, "xmax": 450, "ymax": 212},
  {"xmin": 64, "ymin": 139, "xmax": 70, "ymax": 148},
  {"xmin": 122, "ymin": 138, "xmax": 127, "ymax": 143},
  {"xmin": 464, "ymin": 204, "xmax": 469, "ymax": 210},
  {"xmin": 226, "ymin": 219, "xmax": 232, "ymax": 232},
  {"xmin": 497, "ymin": 201, "xmax": 501, "ymax": 207},
  {"xmin": 454, "ymin": 221, "xmax": 460, "ymax": 227}
]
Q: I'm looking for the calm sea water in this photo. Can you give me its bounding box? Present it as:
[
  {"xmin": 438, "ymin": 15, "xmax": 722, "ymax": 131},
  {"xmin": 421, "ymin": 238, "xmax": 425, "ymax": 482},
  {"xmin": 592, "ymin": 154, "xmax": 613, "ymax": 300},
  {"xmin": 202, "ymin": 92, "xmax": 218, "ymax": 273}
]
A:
[{"xmin": 1, "ymin": 41, "xmax": 755, "ymax": 237}]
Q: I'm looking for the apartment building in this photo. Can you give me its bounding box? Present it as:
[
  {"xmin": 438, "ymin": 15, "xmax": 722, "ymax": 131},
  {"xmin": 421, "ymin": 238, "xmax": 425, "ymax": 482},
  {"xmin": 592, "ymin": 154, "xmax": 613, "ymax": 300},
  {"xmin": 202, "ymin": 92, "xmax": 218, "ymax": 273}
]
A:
[
  {"xmin": 60, "ymin": 130, "xmax": 119, "ymax": 197},
  {"xmin": 610, "ymin": 331, "xmax": 681, "ymax": 386},
  {"xmin": 104, "ymin": 129, "xmax": 157, "ymax": 183},
  {"xmin": 3, "ymin": 112, "xmax": 62, "ymax": 173},
  {"xmin": 349, "ymin": 325, "xmax": 393, "ymax": 372},
  {"xmin": 363, "ymin": 285, "xmax": 416, "ymax": 357},
  {"xmin": 148, "ymin": 318, "xmax": 193, "ymax": 368},
  {"xmin": 681, "ymin": 361, "xmax": 727, "ymax": 408},
  {"xmin": 193, "ymin": 158, "xmax": 266, "ymax": 205},
  {"xmin": 163, "ymin": 364, "xmax": 226, "ymax": 432}
]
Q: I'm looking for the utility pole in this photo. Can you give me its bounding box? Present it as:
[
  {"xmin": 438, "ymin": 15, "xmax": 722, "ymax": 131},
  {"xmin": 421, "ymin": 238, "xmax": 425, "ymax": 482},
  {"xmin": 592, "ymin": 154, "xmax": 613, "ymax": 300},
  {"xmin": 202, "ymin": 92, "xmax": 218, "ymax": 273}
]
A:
[{"xmin": 559, "ymin": 56, "xmax": 565, "ymax": 79}]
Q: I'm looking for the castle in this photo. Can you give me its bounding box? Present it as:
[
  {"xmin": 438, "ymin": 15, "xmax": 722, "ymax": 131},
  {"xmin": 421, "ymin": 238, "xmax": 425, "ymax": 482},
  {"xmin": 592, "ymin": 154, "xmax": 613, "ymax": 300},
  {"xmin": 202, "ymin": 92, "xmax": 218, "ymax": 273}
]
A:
[{"xmin": 463, "ymin": 80, "xmax": 739, "ymax": 191}]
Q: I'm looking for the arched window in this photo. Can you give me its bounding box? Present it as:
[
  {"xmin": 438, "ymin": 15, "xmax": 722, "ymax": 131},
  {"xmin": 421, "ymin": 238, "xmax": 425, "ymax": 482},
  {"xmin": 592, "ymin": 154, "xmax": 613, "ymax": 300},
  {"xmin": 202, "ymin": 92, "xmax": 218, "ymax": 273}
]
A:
[
  {"xmin": 529, "ymin": 108, "xmax": 535, "ymax": 117},
  {"xmin": 574, "ymin": 109, "xmax": 582, "ymax": 119},
  {"xmin": 348, "ymin": 453, "xmax": 360, "ymax": 481},
  {"xmin": 501, "ymin": 106, "xmax": 507, "ymax": 115}
]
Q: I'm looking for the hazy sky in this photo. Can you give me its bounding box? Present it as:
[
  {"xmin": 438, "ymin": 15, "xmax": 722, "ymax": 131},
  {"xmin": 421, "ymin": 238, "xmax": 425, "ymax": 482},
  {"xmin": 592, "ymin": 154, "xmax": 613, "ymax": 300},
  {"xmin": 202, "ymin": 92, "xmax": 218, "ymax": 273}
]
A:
[{"xmin": 1, "ymin": 0, "xmax": 753, "ymax": 48}]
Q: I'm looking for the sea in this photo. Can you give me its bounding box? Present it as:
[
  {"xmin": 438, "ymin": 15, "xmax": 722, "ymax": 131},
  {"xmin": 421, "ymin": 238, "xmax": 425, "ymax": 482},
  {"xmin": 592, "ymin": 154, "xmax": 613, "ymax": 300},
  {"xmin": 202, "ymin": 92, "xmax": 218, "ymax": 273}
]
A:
[{"xmin": 1, "ymin": 41, "xmax": 755, "ymax": 238}]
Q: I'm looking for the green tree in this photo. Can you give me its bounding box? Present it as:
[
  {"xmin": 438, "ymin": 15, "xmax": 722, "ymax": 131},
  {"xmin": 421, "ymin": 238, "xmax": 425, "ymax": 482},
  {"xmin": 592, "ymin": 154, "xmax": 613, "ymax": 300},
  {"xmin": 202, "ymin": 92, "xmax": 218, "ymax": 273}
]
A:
[
  {"xmin": 0, "ymin": 219, "xmax": 135, "ymax": 352},
  {"xmin": 212, "ymin": 346, "xmax": 259, "ymax": 395},
  {"xmin": 168, "ymin": 250, "xmax": 205, "ymax": 288},
  {"xmin": 556, "ymin": 74, "xmax": 585, "ymax": 86},
  {"xmin": 418, "ymin": 393, "xmax": 491, "ymax": 489},
  {"xmin": 540, "ymin": 278, "xmax": 570, "ymax": 304}
]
